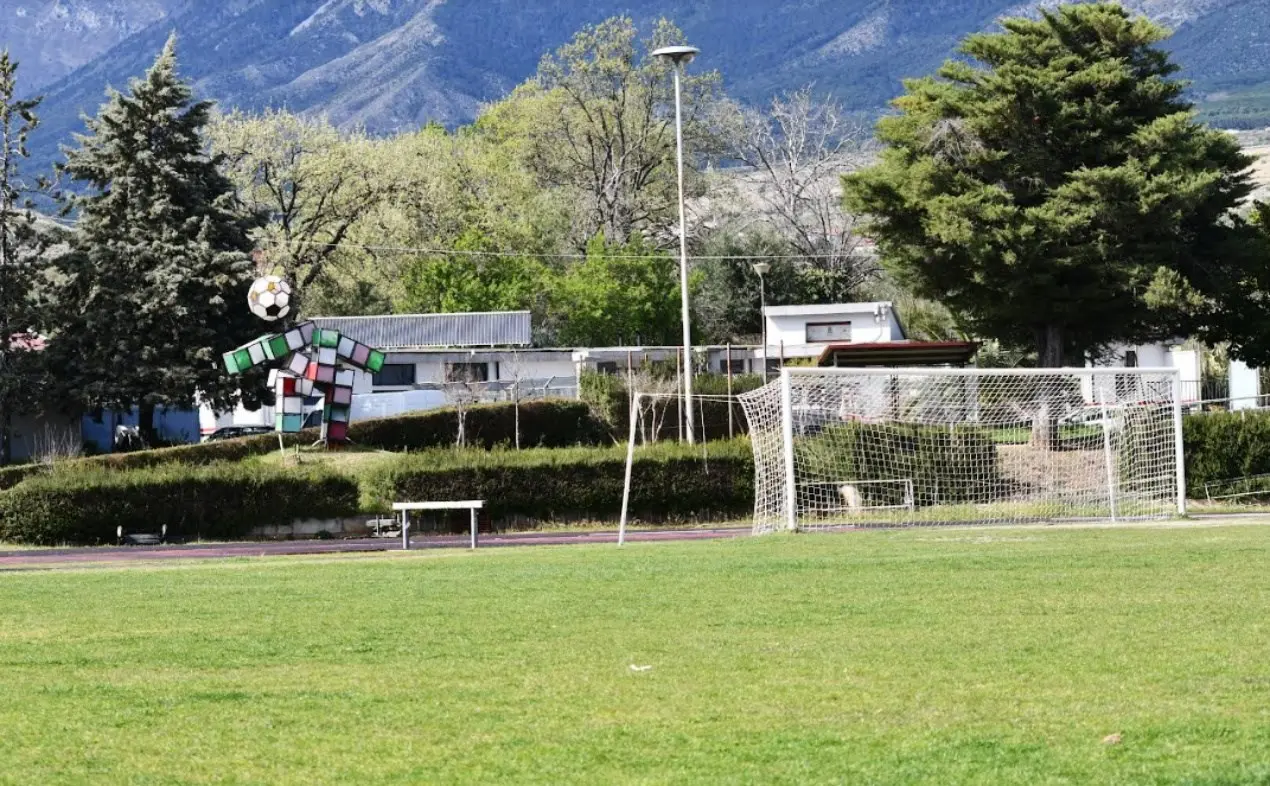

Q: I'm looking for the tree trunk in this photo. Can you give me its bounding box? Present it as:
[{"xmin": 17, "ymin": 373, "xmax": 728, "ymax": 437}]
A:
[
  {"xmin": 138, "ymin": 401, "xmax": 159, "ymax": 448},
  {"xmin": 1031, "ymin": 324, "xmax": 1065, "ymax": 449}
]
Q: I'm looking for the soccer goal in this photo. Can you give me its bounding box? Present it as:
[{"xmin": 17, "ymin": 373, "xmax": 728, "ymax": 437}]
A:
[{"xmin": 739, "ymin": 367, "xmax": 1186, "ymax": 533}]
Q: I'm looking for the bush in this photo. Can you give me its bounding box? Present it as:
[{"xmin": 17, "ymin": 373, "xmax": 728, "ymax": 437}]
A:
[
  {"xmin": 580, "ymin": 372, "xmax": 764, "ymax": 443},
  {"xmin": 0, "ymin": 400, "xmax": 607, "ymax": 491},
  {"xmin": 795, "ymin": 422, "xmax": 1004, "ymax": 507},
  {"xmin": 364, "ymin": 440, "xmax": 754, "ymax": 525},
  {"xmin": 0, "ymin": 463, "xmax": 48, "ymax": 492},
  {"xmin": 1182, "ymin": 410, "xmax": 1270, "ymax": 496},
  {"xmin": 0, "ymin": 464, "xmax": 360, "ymax": 546},
  {"xmin": 348, "ymin": 400, "xmax": 608, "ymax": 451}
]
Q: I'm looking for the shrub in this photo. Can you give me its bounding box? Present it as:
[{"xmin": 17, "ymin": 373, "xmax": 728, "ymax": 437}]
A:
[
  {"xmin": 0, "ymin": 463, "xmax": 48, "ymax": 491},
  {"xmin": 580, "ymin": 372, "xmax": 764, "ymax": 443},
  {"xmin": 363, "ymin": 440, "xmax": 754, "ymax": 525},
  {"xmin": 795, "ymin": 422, "xmax": 1004, "ymax": 507},
  {"xmin": 0, "ymin": 400, "xmax": 607, "ymax": 491},
  {"xmin": 349, "ymin": 400, "xmax": 608, "ymax": 451},
  {"xmin": 0, "ymin": 464, "xmax": 359, "ymax": 546},
  {"xmin": 1182, "ymin": 410, "xmax": 1270, "ymax": 496}
]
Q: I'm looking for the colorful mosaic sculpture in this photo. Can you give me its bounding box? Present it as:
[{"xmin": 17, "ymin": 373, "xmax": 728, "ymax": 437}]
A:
[{"xmin": 223, "ymin": 321, "xmax": 385, "ymax": 445}]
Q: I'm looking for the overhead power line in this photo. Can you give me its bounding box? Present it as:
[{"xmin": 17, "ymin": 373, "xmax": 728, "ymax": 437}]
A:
[{"xmin": 262, "ymin": 237, "xmax": 872, "ymax": 262}]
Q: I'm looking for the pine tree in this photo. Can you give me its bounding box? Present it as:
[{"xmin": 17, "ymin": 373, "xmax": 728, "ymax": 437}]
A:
[
  {"xmin": 51, "ymin": 36, "xmax": 263, "ymax": 444},
  {"xmin": 843, "ymin": 3, "xmax": 1254, "ymax": 367},
  {"xmin": 0, "ymin": 51, "xmax": 49, "ymax": 465}
]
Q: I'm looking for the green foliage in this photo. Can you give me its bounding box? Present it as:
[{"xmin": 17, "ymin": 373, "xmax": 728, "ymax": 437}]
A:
[
  {"xmin": 580, "ymin": 371, "xmax": 763, "ymax": 442},
  {"xmin": 399, "ymin": 229, "xmax": 547, "ymax": 315},
  {"xmin": 843, "ymin": 3, "xmax": 1255, "ymax": 367},
  {"xmin": 49, "ymin": 37, "xmax": 265, "ymax": 441},
  {"xmin": 0, "ymin": 464, "xmax": 359, "ymax": 545},
  {"xmin": 364, "ymin": 440, "xmax": 752, "ymax": 523},
  {"xmin": 548, "ymin": 233, "xmax": 680, "ymax": 346},
  {"xmin": 506, "ymin": 16, "xmax": 721, "ymax": 245},
  {"xmin": 1182, "ymin": 411, "xmax": 1270, "ymax": 496},
  {"xmin": 796, "ymin": 423, "xmax": 1003, "ymax": 507},
  {"xmin": 0, "ymin": 400, "xmax": 609, "ymax": 488},
  {"xmin": 347, "ymin": 400, "xmax": 608, "ymax": 452},
  {"xmin": 0, "ymin": 52, "xmax": 51, "ymax": 465}
]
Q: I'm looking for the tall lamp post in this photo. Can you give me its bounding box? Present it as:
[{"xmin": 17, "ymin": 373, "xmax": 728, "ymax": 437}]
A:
[
  {"xmin": 652, "ymin": 44, "xmax": 700, "ymax": 445},
  {"xmin": 753, "ymin": 261, "xmax": 770, "ymax": 384}
]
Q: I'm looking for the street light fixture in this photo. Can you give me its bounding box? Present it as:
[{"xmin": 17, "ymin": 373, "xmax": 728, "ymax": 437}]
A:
[
  {"xmin": 753, "ymin": 262, "xmax": 771, "ymax": 384},
  {"xmin": 652, "ymin": 44, "xmax": 700, "ymax": 444}
]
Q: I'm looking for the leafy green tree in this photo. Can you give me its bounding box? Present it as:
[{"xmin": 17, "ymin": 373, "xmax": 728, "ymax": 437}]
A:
[
  {"xmin": 208, "ymin": 108, "xmax": 379, "ymax": 296},
  {"xmin": 843, "ymin": 4, "xmax": 1254, "ymax": 367},
  {"xmin": 50, "ymin": 37, "xmax": 264, "ymax": 444},
  {"xmin": 549, "ymin": 234, "xmax": 679, "ymax": 346},
  {"xmin": 483, "ymin": 17, "xmax": 721, "ymax": 247},
  {"xmin": 399, "ymin": 229, "xmax": 547, "ymax": 315},
  {"xmin": 0, "ymin": 51, "xmax": 49, "ymax": 464},
  {"xmin": 691, "ymin": 230, "xmax": 804, "ymax": 344}
]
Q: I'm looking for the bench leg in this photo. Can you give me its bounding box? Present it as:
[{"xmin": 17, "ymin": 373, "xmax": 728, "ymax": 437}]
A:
[{"xmin": 470, "ymin": 508, "xmax": 478, "ymax": 550}]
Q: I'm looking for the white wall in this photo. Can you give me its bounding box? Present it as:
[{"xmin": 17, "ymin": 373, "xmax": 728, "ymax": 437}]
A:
[
  {"xmin": 9, "ymin": 412, "xmax": 81, "ymax": 463},
  {"xmin": 764, "ymin": 305, "xmax": 903, "ymax": 359}
]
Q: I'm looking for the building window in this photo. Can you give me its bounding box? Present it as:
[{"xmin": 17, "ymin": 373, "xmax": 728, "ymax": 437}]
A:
[
  {"xmin": 1124, "ymin": 350, "xmax": 1138, "ymax": 368},
  {"xmin": 446, "ymin": 362, "xmax": 489, "ymax": 383},
  {"xmin": 596, "ymin": 361, "xmax": 620, "ymax": 376},
  {"xmin": 373, "ymin": 364, "xmax": 416, "ymax": 387},
  {"xmin": 719, "ymin": 359, "xmax": 746, "ymax": 375},
  {"xmin": 806, "ymin": 322, "xmax": 852, "ymax": 343}
]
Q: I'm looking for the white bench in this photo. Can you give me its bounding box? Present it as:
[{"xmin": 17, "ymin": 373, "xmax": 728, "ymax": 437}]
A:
[{"xmin": 393, "ymin": 501, "xmax": 485, "ymax": 551}]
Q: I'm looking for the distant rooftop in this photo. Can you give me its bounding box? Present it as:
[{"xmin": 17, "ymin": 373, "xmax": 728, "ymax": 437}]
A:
[
  {"xmin": 764, "ymin": 302, "xmax": 895, "ymax": 318},
  {"xmin": 310, "ymin": 311, "xmax": 532, "ymax": 350}
]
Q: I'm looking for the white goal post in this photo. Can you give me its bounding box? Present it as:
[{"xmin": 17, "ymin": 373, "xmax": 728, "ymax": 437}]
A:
[{"xmin": 740, "ymin": 367, "xmax": 1187, "ymax": 533}]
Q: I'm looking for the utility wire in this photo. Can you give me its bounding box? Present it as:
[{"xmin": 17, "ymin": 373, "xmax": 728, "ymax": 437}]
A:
[{"xmin": 262, "ymin": 236, "xmax": 871, "ymax": 262}]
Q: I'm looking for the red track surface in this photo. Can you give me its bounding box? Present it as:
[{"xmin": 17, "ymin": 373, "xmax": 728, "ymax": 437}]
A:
[{"xmin": 0, "ymin": 527, "xmax": 750, "ymax": 571}]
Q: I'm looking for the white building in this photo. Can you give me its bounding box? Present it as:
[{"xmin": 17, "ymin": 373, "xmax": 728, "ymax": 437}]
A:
[{"xmin": 1085, "ymin": 342, "xmax": 1202, "ymax": 406}]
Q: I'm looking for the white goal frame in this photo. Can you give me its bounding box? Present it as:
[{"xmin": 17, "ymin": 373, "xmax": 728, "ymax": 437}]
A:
[{"xmin": 757, "ymin": 366, "xmax": 1187, "ymax": 533}]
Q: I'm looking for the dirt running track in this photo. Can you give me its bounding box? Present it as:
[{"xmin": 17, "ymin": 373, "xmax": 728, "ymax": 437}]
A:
[{"xmin": 0, "ymin": 528, "xmax": 751, "ymax": 572}]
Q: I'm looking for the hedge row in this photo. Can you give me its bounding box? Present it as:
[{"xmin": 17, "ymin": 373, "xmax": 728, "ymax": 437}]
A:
[
  {"xmin": 796, "ymin": 423, "xmax": 1004, "ymax": 506},
  {"xmin": 349, "ymin": 399, "xmax": 608, "ymax": 452},
  {"xmin": 580, "ymin": 373, "xmax": 765, "ymax": 442},
  {"xmin": 364, "ymin": 441, "xmax": 754, "ymax": 525},
  {"xmin": 1183, "ymin": 410, "xmax": 1270, "ymax": 496},
  {"xmin": 0, "ymin": 465, "xmax": 360, "ymax": 546},
  {"xmin": 0, "ymin": 399, "xmax": 606, "ymax": 489}
]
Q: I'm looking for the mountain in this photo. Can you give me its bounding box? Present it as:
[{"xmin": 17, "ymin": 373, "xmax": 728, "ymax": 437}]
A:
[{"xmin": 5, "ymin": 0, "xmax": 1270, "ymax": 175}]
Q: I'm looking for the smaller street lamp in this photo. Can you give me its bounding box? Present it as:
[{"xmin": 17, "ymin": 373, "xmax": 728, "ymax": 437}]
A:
[{"xmin": 753, "ymin": 261, "xmax": 771, "ymax": 384}]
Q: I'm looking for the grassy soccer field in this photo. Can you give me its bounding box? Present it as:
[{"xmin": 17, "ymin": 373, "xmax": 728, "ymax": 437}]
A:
[{"xmin": 1, "ymin": 525, "xmax": 1268, "ymax": 784}]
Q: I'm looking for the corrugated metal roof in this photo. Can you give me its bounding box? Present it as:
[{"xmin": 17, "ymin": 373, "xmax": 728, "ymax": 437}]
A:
[{"xmin": 310, "ymin": 312, "xmax": 532, "ymax": 350}]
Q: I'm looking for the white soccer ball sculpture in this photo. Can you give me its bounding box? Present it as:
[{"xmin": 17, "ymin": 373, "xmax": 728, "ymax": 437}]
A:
[{"xmin": 247, "ymin": 275, "xmax": 292, "ymax": 322}]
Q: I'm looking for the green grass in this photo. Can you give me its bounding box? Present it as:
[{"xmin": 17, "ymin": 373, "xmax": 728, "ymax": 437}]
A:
[{"xmin": 1, "ymin": 525, "xmax": 1269, "ymax": 784}]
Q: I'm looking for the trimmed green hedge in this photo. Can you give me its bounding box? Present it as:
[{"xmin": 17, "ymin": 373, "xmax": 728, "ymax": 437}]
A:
[
  {"xmin": 0, "ymin": 400, "xmax": 606, "ymax": 490},
  {"xmin": 581, "ymin": 373, "xmax": 764, "ymax": 443},
  {"xmin": 0, "ymin": 463, "xmax": 49, "ymax": 492},
  {"xmin": 349, "ymin": 400, "xmax": 607, "ymax": 452},
  {"xmin": 0, "ymin": 465, "xmax": 360, "ymax": 546},
  {"xmin": 364, "ymin": 441, "xmax": 754, "ymax": 524},
  {"xmin": 1183, "ymin": 410, "xmax": 1270, "ymax": 496},
  {"xmin": 795, "ymin": 423, "xmax": 1004, "ymax": 507}
]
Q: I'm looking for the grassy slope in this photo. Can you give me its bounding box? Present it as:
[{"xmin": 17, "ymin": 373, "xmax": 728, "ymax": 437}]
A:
[{"xmin": 0, "ymin": 525, "xmax": 1268, "ymax": 784}]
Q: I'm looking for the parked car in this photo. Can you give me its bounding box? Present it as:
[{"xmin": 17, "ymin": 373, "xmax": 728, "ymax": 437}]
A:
[{"xmin": 202, "ymin": 425, "xmax": 275, "ymax": 443}]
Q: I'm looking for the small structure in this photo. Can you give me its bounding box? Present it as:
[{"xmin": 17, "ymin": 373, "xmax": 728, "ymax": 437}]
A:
[{"xmin": 222, "ymin": 321, "xmax": 386, "ymax": 445}]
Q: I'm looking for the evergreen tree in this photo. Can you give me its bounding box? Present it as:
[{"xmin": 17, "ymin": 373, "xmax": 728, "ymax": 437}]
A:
[
  {"xmin": 51, "ymin": 36, "xmax": 263, "ymax": 444},
  {"xmin": 0, "ymin": 51, "xmax": 48, "ymax": 465},
  {"xmin": 843, "ymin": 4, "xmax": 1254, "ymax": 366}
]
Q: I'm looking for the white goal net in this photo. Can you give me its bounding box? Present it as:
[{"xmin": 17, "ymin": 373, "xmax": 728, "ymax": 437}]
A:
[{"xmin": 740, "ymin": 368, "xmax": 1185, "ymax": 533}]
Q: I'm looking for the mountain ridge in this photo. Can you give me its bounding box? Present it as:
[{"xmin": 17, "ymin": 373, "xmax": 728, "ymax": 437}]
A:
[{"xmin": 5, "ymin": 0, "xmax": 1270, "ymax": 175}]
